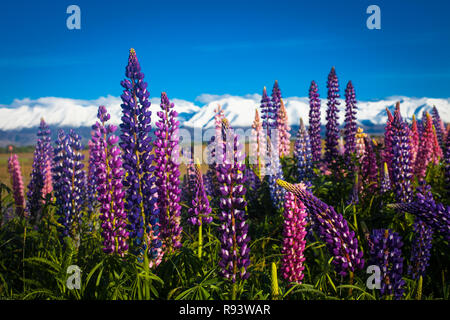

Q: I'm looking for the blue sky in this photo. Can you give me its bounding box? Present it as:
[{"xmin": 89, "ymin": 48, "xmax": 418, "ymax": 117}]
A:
[{"xmin": 0, "ymin": 0, "xmax": 449, "ymax": 104}]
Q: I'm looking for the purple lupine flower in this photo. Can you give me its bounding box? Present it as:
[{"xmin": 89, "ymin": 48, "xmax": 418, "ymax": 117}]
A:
[
  {"xmin": 271, "ymin": 80, "xmax": 282, "ymax": 122},
  {"xmin": 382, "ymin": 108, "xmax": 394, "ymax": 180},
  {"xmin": 362, "ymin": 137, "xmax": 378, "ymax": 192},
  {"xmin": 53, "ymin": 129, "xmax": 85, "ymax": 245},
  {"xmin": 276, "ymin": 180, "xmax": 364, "ymax": 276},
  {"xmin": 85, "ymin": 140, "xmax": 98, "ymax": 216},
  {"xmin": 7, "ymin": 150, "xmax": 25, "ymax": 217},
  {"xmin": 268, "ymin": 139, "xmax": 286, "ymax": 210},
  {"xmin": 91, "ymin": 105, "xmax": 129, "ymax": 256},
  {"xmin": 260, "ymin": 86, "xmax": 276, "ymax": 140},
  {"xmin": 324, "ymin": 67, "xmax": 341, "ymax": 168},
  {"xmin": 431, "ymin": 106, "xmax": 445, "ymax": 150},
  {"xmin": 154, "ymin": 92, "xmax": 183, "ymax": 252},
  {"xmin": 380, "ymin": 162, "xmax": 391, "ymax": 193},
  {"xmin": 119, "ymin": 48, "xmax": 162, "ymax": 266},
  {"xmin": 431, "ymin": 125, "xmax": 443, "ymax": 165},
  {"xmin": 308, "ymin": 80, "xmax": 322, "ymax": 163},
  {"xmin": 343, "ymin": 81, "xmax": 357, "ymax": 163},
  {"xmin": 281, "ymin": 192, "xmax": 307, "ymax": 284},
  {"xmin": 188, "ymin": 163, "xmax": 213, "ymax": 226},
  {"xmin": 391, "ymin": 103, "xmax": 413, "ymax": 203},
  {"xmin": 408, "ymin": 220, "xmax": 433, "ymax": 280},
  {"xmin": 26, "ymin": 118, "xmax": 53, "ymax": 223},
  {"xmin": 217, "ymin": 120, "xmax": 250, "ymax": 282},
  {"xmin": 389, "ymin": 185, "xmax": 450, "ymax": 243},
  {"xmin": 293, "ymin": 118, "xmax": 313, "ymax": 182},
  {"xmin": 369, "ymin": 229, "xmax": 405, "ymax": 299}
]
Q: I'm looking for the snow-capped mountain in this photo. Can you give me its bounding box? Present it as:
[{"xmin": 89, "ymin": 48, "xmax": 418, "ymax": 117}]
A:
[{"xmin": 0, "ymin": 94, "xmax": 448, "ymax": 146}]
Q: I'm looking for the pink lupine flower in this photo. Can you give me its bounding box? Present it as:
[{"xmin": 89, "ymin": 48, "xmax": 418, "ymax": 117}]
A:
[
  {"xmin": 277, "ymin": 99, "xmax": 291, "ymax": 158},
  {"xmin": 281, "ymin": 192, "xmax": 307, "ymax": 284},
  {"xmin": 7, "ymin": 150, "xmax": 25, "ymax": 217}
]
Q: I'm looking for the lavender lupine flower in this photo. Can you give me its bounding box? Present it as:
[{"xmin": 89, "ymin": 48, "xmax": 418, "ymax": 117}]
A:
[
  {"xmin": 188, "ymin": 163, "xmax": 213, "ymax": 226},
  {"xmin": 154, "ymin": 92, "xmax": 183, "ymax": 252},
  {"xmin": 391, "ymin": 104, "xmax": 413, "ymax": 203},
  {"xmin": 390, "ymin": 184, "xmax": 450, "ymax": 243},
  {"xmin": 267, "ymin": 140, "xmax": 286, "ymax": 210},
  {"xmin": 293, "ymin": 118, "xmax": 313, "ymax": 182},
  {"xmin": 53, "ymin": 129, "xmax": 85, "ymax": 244},
  {"xmin": 414, "ymin": 112, "xmax": 434, "ymax": 180},
  {"xmin": 260, "ymin": 86, "xmax": 276, "ymax": 140},
  {"xmin": 85, "ymin": 140, "xmax": 98, "ymax": 215},
  {"xmin": 369, "ymin": 229, "xmax": 405, "ymax": 299},
  {"xmin": 408, "ymin": 220, "xmax": 433, "ymax": 280},
  {"xmin": 250, "ymin": 109, "xmax": 267, "ymax": 179},
  {"xmin": 281, "ymin": 192, "xmax": 307, "ymax": 284},
  {"xmin": 7, "ymin": 151, "xmax": 25, "ymax": 217},
  {"xmin": 119, "ymin": 48, "xmax": 162, "ymax": 266},
  {"xmin": 216, "ymin": 121, "xmax": 250, "ymax": 282},
  {"xmin": 271, "ymin": 80, "xmax": 282, "ymax": 122},
  {"xmin": 276, "ymin": 180, "xmax": 364, "ymax": 276},
  {"xmin": 343, "ymin": 81, "xmax": 357, "ymax": 163},
  {"xmin": 362, "ymin": 137, "xmax": 378, "ymax": 192},
  {"xmin": 277, "ymin": 99, "xmax": 291, "ymax": 158},
  {"xmin": 431, "ymin": 106, "xmax": 445, "ymax": 150},
  {"xmin": 445, "ymin": 132, "xmax": 450, "ymax": 196},
  {"xmin": 308, "ymin": 80, "xmax": 322, "ymax": 163},
  {"xmin": 26, "ymin": 118, "xmax": 53, "ymax": 222},
  {"xmin": 380, "ymin": 162, "xmax": 391, "ymax": 193},
  {"xmin": 91, "ymin": 105, "xmax": 129, "ymax": 256},
  {"xmin": 410, "ymin": 115, "xmax": 420, "ymax": 169},
  {"xmin": 324, "ymin": 67, "xmax": 341, "ymax": 168}
]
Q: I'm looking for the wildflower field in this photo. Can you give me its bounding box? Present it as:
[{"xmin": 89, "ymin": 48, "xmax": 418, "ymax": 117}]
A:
[{"xmin": 0, "ymin": 49, "xmax": 449, "ymax": 301}]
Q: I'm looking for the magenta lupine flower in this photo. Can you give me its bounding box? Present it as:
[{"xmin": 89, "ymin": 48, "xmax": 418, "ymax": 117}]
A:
[
  {"xmin": 368, "ymin": 229, "xmax": 405, "ymax": 299},
  {"xmin": 7, "ymin": 151, "xmax": 25, "ymax": 217},
  {"xmin": 308, "ymin": 80, "xmax": 322, "ymax": 163},
  {"xmin": 410, "ymin": 115, "xmax": 420, "ymax": 169},
  {"xmin": 250, "ymin": 109, "xmax": 267, "ymax": 179},
  {"xmin": 188, "ymin": 164, "xmax": 213, "ymax": 226},
  {"xmin": 382, "ymin": 108, "xmax": 394, "ymax": 179},
  {"xmin": 26, "ymin": 118, "xmax": 53, "ymax": 223},
  {"xmin": 91, "ymin": 105, "xmax": 129, "ymax": 256},
  {"xmin": 391, "ymin": 104, "xmax": 413, "ymax": 203},
  {"xmin": 277, "ymin": 99, "xmax": 291, "ymax": 158},
  {"xmin": 119, "ymin": 48, "xmax": 162, "ymax": 266},
  {"xmin": 281, "ymin": 192, "xmax": 307, "ymax": 284},
  {"xmin": 415, "ymin": 113, "xmax": 434, "ymax": 180},
  {"xmin": 154, "ymin": 92, "xmax": 182, "ymax": 252},
  {"xmin": 42, "ymin": 160, "xmax": 53, "ymax": 200},
  {"xmin": 431, "ymin": 106, "xmax": 445, "ymax": 150},
  {"xmin": 276, "ymin": 180, "xmax": 364, "ymax": 277},
  {"xmin": 217, "ymin": 120, "xmax": 250, "ymax": 282},
  {"xmin": 343, "ymin": 81, "xmax": 357, "ymax": 163},
  {"xmin": 324, "ymin": 67, "xmax": 341, "ymax": 168}
]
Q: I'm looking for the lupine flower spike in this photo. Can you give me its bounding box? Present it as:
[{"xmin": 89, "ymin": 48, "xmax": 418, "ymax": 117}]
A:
[
  {"xmin": 415, "ymin": 112, "xmax": 434, "ymax": 181},
  {"xmin": 281, "ymin": 192, "xmax": 307, "ymax": 284},
  {"xmin": 293, "ymin": 118, "xmax": 313, "ymax": 182},
  {"xmin": 277, "ymin": 99, "xmax": 291, "ymax": 158},
  {"xmin": 431, "ymin": 106, "xmax": 445, "ymax": 150},
  {"xmin": 276, "ymin": 179, "xmax": 364, "ymax": 276},
  {"xmin": 119, "ymin": 48, "xmax": 163, "ymax": 266},
  {"xmin": 91, "ymin": 106, "xmax": 129, "ymax": 256},
  {"xmin": 308, "ymin": 80, "xmax": 322, "ymax": 163},
  {"xmin": 154, "ymin": 92, "xmax": 183, "ymax": 252},
  {"xmin": 369, "ymin": 229, "xmax": 405, "ymax": 299},
  {"xmin": 344, "ymin": 81, "xmax": 357, "ymax": 163},
  {"xmin": 7, "ymin": 147, "xmax": 25, "ymax": 217},
  {"xmin": 324, "ymin": 67, "xmax": 341, "ymax": 168}
]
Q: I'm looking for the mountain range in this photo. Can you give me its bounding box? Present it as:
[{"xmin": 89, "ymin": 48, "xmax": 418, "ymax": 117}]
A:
[{"xmin": 0, "ymin": 94, "xmax": 448, "ymax": 146}]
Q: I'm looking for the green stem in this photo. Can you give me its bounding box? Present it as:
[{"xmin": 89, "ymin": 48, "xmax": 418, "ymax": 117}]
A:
[
  {"xmin": 198, "ymin": 222, "xmax": 203, "ymax": 259},
  {"xmin": 231, "ymin": 282, "xmax": 237, "ymax": 300}
]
